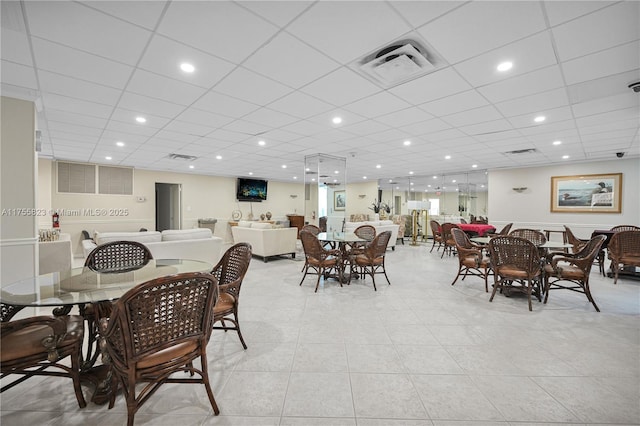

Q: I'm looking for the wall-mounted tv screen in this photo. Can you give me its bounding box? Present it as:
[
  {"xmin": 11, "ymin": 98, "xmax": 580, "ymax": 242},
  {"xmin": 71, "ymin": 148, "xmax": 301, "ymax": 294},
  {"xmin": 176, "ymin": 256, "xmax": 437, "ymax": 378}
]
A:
[{"xmin": 236, "ymin": 177, "xmax": 268, "ymax": 202}]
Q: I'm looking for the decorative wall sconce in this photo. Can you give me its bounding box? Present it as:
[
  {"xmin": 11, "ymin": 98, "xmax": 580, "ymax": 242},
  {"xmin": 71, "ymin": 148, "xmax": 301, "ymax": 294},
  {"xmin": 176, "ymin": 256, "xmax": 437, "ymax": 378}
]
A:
[
  {"xmin": 512, "ymin": 187, "xmax": 527, "ymax": 193},
  {"xmin": 358, "ymin": 194, "xmax": 366, "ymax": 199},
  {"xmin": 290, "ymin": 194, "xmax": 298, "ymax": 198}
]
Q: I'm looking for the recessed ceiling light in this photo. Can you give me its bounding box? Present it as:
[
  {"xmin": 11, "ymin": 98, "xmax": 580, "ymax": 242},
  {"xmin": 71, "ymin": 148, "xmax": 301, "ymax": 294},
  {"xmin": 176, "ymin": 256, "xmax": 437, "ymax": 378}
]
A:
[
  {"xmin": 497, "ymin": 61, "xmax": 513, "ymax": 72},
  {"xmin": 481, "ymin": 185, "xmax": 485, "ymax": 188},
  {"xmin": 258, "ymin": 140, "xmax": 266, "ymax": 146},
  {"xmin": 311, "ymin": 178, "xmax": 316, "ymax": 182},
  {"xmin": 427, "ymin": 185, "xmax": 431, "ymax": 187},
  {"xmin": 553, "ymin": 140, "xmax": 562, "ymax": 145},
  {"xmin": 452, "ymin": 179, "xmax": 457, "ymax": 183},
  {"xmin": 248, "ymin": 172, "xmax": 253, "ymax": 175},
  {"xmin": 363, "ymin": 176, "xmax": 367, "ymax": 179},
  {"xmin": 334, "ymin": 170, "xmax": 339, "ymax": 174},
  {"xmin": 305, "ymin": 168, "xmax": 310, "ymax": 172},
  {"xmin": 135, "ymin": 116, "xmax": 146, "ymax": 123},
  {"xmin": 471, "ymin": 164, "xmax": 478, "ymax": 168},
  {"xmin": 189, "ymin": 165, "xmax": 195, "ymax": 169},
  {"xmin": 180, "ymin": 63, "xmax": 195, "ymax": 73},
  {"xmin": 433, "ymin": 176, "xmax": 437, "ymax": 179},
  {"xmin": 293, "ymin": 176, "xmax": 297, "ymax": 180},
  {"xmin": 216, "ymin": 155, "xmax": 222, "ymax": 160},
  {"xmin": 282, "ymin": 165, "xmax": 287, "ymax": 168},
  {"xmin": 534, "ymin": 115, "xmax": 546, "ymax": 123},
  {"xmin": 562, "ymin": 155, "xmax": 570, "ymax": 159},
  {"xmin": 376, "ymin": 164, "xmax": 381, "ymax": 169},
  {"xmin": 410, "ymin": 182, "xmax": 414, "ymax": 185},
  {"xmin": 116, "ymin": 141, "xmax": 125, "ymax": 147},
  {"xmin": 409, "ymin": 171, "xmax": 414, "ymax": 175},
  {"xmin": 403, "ymin": 140, "xmax": 411, "ymax": 146},
  {"xmin": 445, "ymin": 155, "xmax": 451, "ymax": 160},
  {"xmin": 333, "ymin": 179, "xmax": 337, "ymax": 183},
  {"xmin": 332, "ymin": 116, "xmax": 342, "ymax": 124},
  {"xmin": 105, "ymin": 156, "xmax": 112, "ymax": 160},
  {"xmin": 424, "ymin": 189, "xmax": 428, "ymax": 192},
  {"xmin": 389, "ymin": 179, "xmax": 393, "ymax": 183}
]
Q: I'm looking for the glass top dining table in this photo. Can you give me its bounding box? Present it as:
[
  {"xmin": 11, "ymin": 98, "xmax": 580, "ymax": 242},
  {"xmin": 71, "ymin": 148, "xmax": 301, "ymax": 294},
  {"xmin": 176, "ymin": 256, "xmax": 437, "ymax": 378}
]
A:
[
  {"xmin": 470, "ymin": 236, "xmax": 573, "ymax": 250},
  {"xmin": 0, "ymin": 259, "xmax": 213, "ymax": 308}
]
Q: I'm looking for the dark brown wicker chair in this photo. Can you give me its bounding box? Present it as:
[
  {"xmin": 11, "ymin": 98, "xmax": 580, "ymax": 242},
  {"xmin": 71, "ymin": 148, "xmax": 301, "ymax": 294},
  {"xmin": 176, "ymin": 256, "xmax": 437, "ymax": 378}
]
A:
[
  {"xmin": 211, "ymin": 242, "xmax": 252, "ymax": 350},
  {"xmin": 440, "ymin": 223, "xmax": 460, "ymax": 258},
  {"xmin": 450, "ymin": 228, "xmax": 490, "ymax": 292},
  {"xmin": 429, "ymin": 220, "xmax": 443, "ymax": 253},
  {"xmin": 487, "ymin": 223, "xmax": 513, "ymax": 236},
  {"xmin": 544, "ymin": 235, "xmax": 606, "ymax": 311},
  {"xmin": 299, "ymin": 230, "xmax": 342, "ymax": 292},
  {"xmin": 100, "ymin": 272, "xmax": 220, "ymax": 426},
  {"xmin": 611, "ymin": 225, "xmax": 640, "ymax": 232},
  {"xmin": 1, "ymin": 315, "xmax": 86, "ymax": 408},
  {"xmin": 607, "ymin": 230, "xmax": 640, "ymax": 284},
  {"xmin": 351, "ymin": 231, "xmax": 392, "ymax": 291},
  {"xmin": 565, "ymin": 225, "xmax": 605, "ymax": 276},
  {"xmin": 509, "ymin": 228, "xmax": 547, "ymax": 246},
  {"xmin": 301, "ymin": 224, "xmax": 321, "ymax": 236},
  {"xmin": 488, "ymin": 236, "xmax": 543, "ymax": 311}
]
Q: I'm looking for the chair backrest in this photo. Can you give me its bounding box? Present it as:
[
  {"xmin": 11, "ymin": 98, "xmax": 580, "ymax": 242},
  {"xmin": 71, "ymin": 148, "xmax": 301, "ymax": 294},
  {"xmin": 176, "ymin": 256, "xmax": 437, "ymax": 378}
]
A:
[
  {"xmin": 509, "ymin": 228, "xmax": 546, "ymax": 246},
  {"xmin": 354, "ymin": 224, "xmax": 376, "ymax": 241},
  {"xmin": 364, "ymin": 231, "xmax": 392, "ymax": 259},
  {"xmin": 103, "ymin": 272, "xmax": 218, "ymax": 367},
  {"xmin": 570, "ymin": 235, "xmax": 607, "ymax": 272},
  {"xmin": 489, "ymin": 236, "xmax": 541, "ymax": 276},
  {"xmin": 301, "ymin": 224, "xmax": 320, "ymax": 236},
  {"xmin": 300, "ymin": 230, "xmax": 327, "ymax": 261},
  {"xmin": 441, "ymin": 223, "xmax": 460, "ymax": 241},
  {"xmin": 211, "ymin": 243, "xmax": 252, "ymax": 297},
  {"xmin": 451, "ymin": 227, "xmax": 473, "ymax": 250},
  {"xmin": 318, "ymin": 217, "xmax": 327, "ymax": 232},
  {"xmin": 611, "ymin": 225, "xmax": 640, "ymax": 232},
  {"xmin": 460, "ymin": 218, "xmax": 468, "ymax": 224},
  {"xmin": 608, "ymin": 230, "xmax": 640, "ymax": 260},
  {"xmin": 563, "ymin": 225, "xmax": 587, "ymax": 252},
  {"xmin": 84, "ymin": 240, "xmax": 153, "ymax": 272},
  {"xmin": 430, "ymin": 220, "xmax": 441, "ymax": 236},
  {"xmin": 498, "ymin": 223, "xmax": 513, "ymax": 235}
]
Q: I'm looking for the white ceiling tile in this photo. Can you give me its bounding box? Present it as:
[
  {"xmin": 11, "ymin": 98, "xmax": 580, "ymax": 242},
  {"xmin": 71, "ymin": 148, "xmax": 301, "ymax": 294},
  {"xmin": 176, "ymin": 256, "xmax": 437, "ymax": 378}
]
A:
[
  {"xmin": 418, "ymin": 1, "xmax": 546, "ymax": 63},
  {"xmin": 105, "ymin": 119, "xmax": 162, "ymax": 137},
  {"xmin": 260, "ymin": 129, "xmax": 304, "ymax": 143},
  {"xmin": 139, "ymin": 35, "xmax": 236, "ymax": 89},
  {"xmin": 307, "ymin": 109, "xmax": 367, "ymax": 128},
  {"xmin": 459, "ymin": 119, "xmax": 514, "ymax": 136},
  {"xmin": 495, "ymin": 88, "xmax": 569, "ymax": 118},
  {"xmin": 41, "ymin": 93, "xmax": 113, "ymax": 118},
  {"xmin": 38, "ymin": 70, "xmax": 121, "ymax": 106},
  {"xmin": 544, "ymin": 1, "xmax": 616, "ymax": 26},
  {"xmin": 579, "ymin": 118, "xmax": 639, "ymax": 135},
  {"xmin": 390, "ymin": 1, "xmax": 465, "ymax": 28},
  {"xmin": 423, "ymin": 128, "xmax": 469, "ymax": 142},
  {"xmin": 397, "ymin": 118, "xmax": 452, "ymax": 137},
  {"xmin": 572, "ymin": 92, "xmax": 640, "ymax": 118},
  {"xmin": 1, "ymin": 27, "xmax": 33, "ymax": 66},
  {"xmin": 31, "ymin": 38, "xmax": 133, "ymax": 89},
  {"xmin": 552, "ymin": 2, "xmax": 640, "ymax": 62},
  {"xmin": 223, "ymin": 119, "xmax": 272, "ymax": 136},
  {"xmin": 191, "ymin": 91, "xmax": 259, "ymax": 118},
  {"xmin": 0, "ymin": 61, "xmax": 38, "ymax": 90},
  {"xmin": 25, "ymin": 1, "xmax": 151, "ymax": 65},
  {"xmin": 473, "ymin": 129, "xmax": 524, "ymax": 143},
  {"xmin": 118, "ymin": 91, "xmax": 186, "ymax": 118},
  {"xmin": 286, "ymin": 2, "xmax": 411, "ymax": 64},
  {"xmin": 241, "ymin": 108, "xmax": 300, "ymax": 128},
  {"xmin": 158, "ymin": 2, "xmax": 278, "ymax": 63},
  {"xmin": 80, "ymin": 0, "xmax": 168, "ymax": 30},
  {"xmin": 267, "ymin": 91, "xmax": 334, "ymax": 119},
  {"xmin": 45, "ymin": 109, "xmax": 108, "ymax": 129},
  {"xmin": 454, "ymin": 31, "xmax": 558, "ymax": 87},
  {"xmin": 280, "ymin": 119, "xmax": 330, "ymax": 137},
  {"xmin": 237, "ymin": 1, "xmax": 313, "ymax": 27},
  {"xmin": 389, "ymin": 68, "xmax": 472, "ymax": 105},
  {"xmin": 575, "ymin": 107, "xmax": 640, "ymax": 128},
  {"xmin": 109, "ymin": 108, "xmax": 171, "ymax": 130},
  {"xmin": 507, "ymin": 106, "xmax": 574, "ymax": 129},
  {"xmin": 376, "ymin": 107, "xmax": 434, "ymax": 128},
  {"xmin": 243, "ymin": 32, "xmax": 340, "ymax": 89},
  {"xmin": 205, "ymin": 129, "xmax": 251, "ymax": 143},
  {"xmin": 162, "ymin": 120, "xmax": 216, "ymax": 138},
  {"xmin": 301, "ymin": 67, "xmax": 381, "ymax": 106},
  {"xmin": 478, "ymin": 66, "xmax": 565, "ymax": 103},
  {"xmin": 99, "ymin": 130, "xmax": 149, "ymax": 145},
  {"xmin": 366, "ymin": 128, "xmax": 412, "ymax": 143},
  {"xmin": 174, "ymin": 108, "xmax": 234, "ymax": 129},
  {"xmin": 215, "ymin": 67, "xmax": 292, "ymax": 105},
  {"xmin": 343, "ymin": 92, "xmax": 412, "ymax": 119},
  {"xmin": 342, "ymin": 120, "xmax": 391, "ymax": 137},
  {"xmin": 127, "ymin": 69, "xmax": 206, "ymax": 106},
  {"xmin": 517, "ymin": 119, "xmax": 577, "ymax": 136},
  {"xmin": 442, "ymin": 105, "xmax": 504, "ymax": 127},
  {"xmin": 561, "ymin": 41, "xmax": 640, "ymax": 85},
  {"xmin": 419, "ymin": 90, "xmax": 489, "ymax": 117}
]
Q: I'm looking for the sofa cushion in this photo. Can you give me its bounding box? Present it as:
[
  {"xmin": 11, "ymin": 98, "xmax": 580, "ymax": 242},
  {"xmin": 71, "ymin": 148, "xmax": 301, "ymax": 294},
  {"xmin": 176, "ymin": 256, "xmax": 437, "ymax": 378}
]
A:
[
  {"xmin": 379, "ymin": 220, "xmax": 394, "ymax": 225},
  {"xmin": 161, "ymin": 228, "xmax": 212, "ymax": 241},
  {"xmin": 95, "ymin": 231, "xmax": 162, "ymax": 245},
  {"xmin": 252, "ymin": 222, "xmax": 273, "ymax": 229},
  {"xmin": 237, "ymin": 221, "xmax": 253, "ymax": 228}
]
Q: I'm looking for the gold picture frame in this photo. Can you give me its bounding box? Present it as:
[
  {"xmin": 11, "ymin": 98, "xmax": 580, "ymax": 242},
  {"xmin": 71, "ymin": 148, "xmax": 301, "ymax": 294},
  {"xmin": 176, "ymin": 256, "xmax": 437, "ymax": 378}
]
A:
[
  {"xmin": 333, "ymin": 190, "xmax": 345, "ymax": 211},
  {"xmin": 551, "ymin": 173, "xmax": 622, "ymax": 213}
]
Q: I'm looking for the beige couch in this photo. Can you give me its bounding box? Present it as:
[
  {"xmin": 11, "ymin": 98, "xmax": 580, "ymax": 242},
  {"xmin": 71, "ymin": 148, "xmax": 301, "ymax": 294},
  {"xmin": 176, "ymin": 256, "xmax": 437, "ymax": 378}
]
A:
[
  {"xmin": 82, "ymin": 228, "xmax": 223, "ymax": 266},
  {"xmin": 344, "ymin": 220, "xmax": 401, "ymax": 250},
  {"xmin": 231, "ymin": 221, "xmax": 297, "ymax": 262}
]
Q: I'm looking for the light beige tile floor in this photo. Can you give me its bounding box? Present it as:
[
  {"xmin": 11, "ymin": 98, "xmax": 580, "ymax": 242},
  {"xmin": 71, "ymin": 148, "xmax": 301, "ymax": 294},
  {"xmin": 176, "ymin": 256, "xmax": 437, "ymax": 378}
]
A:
[{"xmin": 2, "ymin": 241, "xmax": 639, "ymax": 425}]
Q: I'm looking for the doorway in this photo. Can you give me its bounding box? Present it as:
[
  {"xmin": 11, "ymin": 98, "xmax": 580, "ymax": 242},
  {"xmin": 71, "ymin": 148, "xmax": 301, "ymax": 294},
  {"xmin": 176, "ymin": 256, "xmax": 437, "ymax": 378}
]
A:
[{"xmin": 155, "ymin": 183, "xmax": 181, "ymax": 231}]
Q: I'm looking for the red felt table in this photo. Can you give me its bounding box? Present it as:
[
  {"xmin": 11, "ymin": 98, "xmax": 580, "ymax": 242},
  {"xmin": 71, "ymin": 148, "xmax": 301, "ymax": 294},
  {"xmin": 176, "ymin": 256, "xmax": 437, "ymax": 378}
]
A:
[{"xmin": 457, "ymin": 223, "xmax": 496, "ymax": 236}]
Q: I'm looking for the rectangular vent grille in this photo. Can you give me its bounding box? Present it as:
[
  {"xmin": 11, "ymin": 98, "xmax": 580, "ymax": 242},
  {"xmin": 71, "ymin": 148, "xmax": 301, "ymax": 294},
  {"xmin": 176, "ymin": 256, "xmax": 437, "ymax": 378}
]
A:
[
  {"xmin": 57, "ymin": 162, "xmax": 95, "ymax": 194},
  {"xmin": 504, "ymin": 148, "xmax": 538, "ymax": 155},
  {"xmin": 168, "ymin": 153, "xmax": 197, "ymax": 161},
  {"xmin": 99, "ymin": 166, "xmax": 133, "ymax": 195}
]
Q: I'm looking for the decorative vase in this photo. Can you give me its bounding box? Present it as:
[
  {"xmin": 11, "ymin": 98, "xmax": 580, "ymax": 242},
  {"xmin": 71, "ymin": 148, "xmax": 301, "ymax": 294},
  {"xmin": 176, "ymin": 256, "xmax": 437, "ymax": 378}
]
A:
[
  {"xmin": 265, "ymin": 211, "xmax": 272, "ymax": 220},
  {"xmin": 260, "ymin": 213, "xmax": 265, "ymax": 220}
]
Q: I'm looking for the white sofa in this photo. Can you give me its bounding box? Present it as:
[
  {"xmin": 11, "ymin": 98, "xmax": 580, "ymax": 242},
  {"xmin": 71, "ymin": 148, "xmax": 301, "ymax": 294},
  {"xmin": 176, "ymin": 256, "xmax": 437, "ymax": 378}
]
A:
[
  {"xmin": 231, "ymin": 221, "xmax": 297, "ymax": 262},
  {"xmin": 344, "ymin": 220, "xmax": 400, "ymax": 250},
  {"xmin": 82, "ymin": 228, "xmax": 223, "ymax": 266}
]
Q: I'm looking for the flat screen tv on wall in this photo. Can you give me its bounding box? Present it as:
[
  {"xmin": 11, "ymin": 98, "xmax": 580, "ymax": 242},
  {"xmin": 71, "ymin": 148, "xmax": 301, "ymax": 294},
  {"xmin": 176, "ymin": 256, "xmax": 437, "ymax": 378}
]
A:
[{"xmin": 236, "ymin": 177, "xmax": 268, "ymax": 202}]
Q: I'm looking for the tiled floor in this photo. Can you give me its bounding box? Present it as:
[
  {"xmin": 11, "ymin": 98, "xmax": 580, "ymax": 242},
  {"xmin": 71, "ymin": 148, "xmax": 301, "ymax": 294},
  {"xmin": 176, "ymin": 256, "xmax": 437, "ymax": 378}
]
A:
[{"xmin": 2, "ymin": 241, "xmax": 639, "ymax": 425}]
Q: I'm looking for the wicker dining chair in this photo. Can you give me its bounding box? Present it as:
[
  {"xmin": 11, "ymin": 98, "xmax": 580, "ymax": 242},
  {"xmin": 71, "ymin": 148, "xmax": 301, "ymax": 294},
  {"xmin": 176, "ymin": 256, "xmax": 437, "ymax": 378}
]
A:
[
  {"xmin": 440, "ymin": 223, "xmax": 460, "ymax": 258},
  {"xmin": 610, "ymin": 225, "xmax": 640, "ymax": 232},
  {"xmin": 211, "ymin": 242, "xmax": 252, "ymax": 349},
  {"xmin": 486, "ymin": 223, "xmax": 513, "ymax": 236},
  {"xmin": 450, "ymin": 228, "xmax": 491, "ymax": 292},
  {"xmin": 565, "ymin": 225, "xmax": 605, "ymax": 276},
  {"xmin": 607, "ymin": 230, "xmax": 640, "ymax": 284},
  {"xmin": 351, "ymin": 231, "xmax": 392, "ymax": 291},
  {"xmin": 299, "ymin": 230, "xmax": 342, "ymax": 292},
  {"xmin": 1, "ymin": 314, "xmax": 86, "ymax": 408},
  {"xmin": 429, "ymin": 220, "xmax": 443, "ymax": 253},
  {"xmin": 544, "ymin": 235, "xmax": 606, "ymax": 311},
  {"xmin": 488, "ymin": 236, "xmax": 544, "ymax": 311},
  {"xmin": 301, "ymin": 224, "xmax": 321, "ymax": 236},
  {"xmin": 100, "ymin": 272, "xmax": 220, "ymax": 426}
]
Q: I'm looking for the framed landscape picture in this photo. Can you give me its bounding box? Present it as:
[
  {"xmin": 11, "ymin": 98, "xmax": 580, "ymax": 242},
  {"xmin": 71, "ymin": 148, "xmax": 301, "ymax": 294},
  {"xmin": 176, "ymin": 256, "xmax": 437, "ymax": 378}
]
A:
[
  {"xmin": 551, "ymin": 173, "xmax": 622, "ymax": 213},
  {"xmin": 333, "ymin": 190, "xmax": 345, "ymax": 211}
]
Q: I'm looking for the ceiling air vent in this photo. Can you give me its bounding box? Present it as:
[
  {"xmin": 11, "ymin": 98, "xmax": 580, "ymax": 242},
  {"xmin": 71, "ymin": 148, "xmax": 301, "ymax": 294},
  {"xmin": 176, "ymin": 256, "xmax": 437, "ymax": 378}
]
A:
[
  {"xmin": 357, "ymin": 39, "xmax": 436, "ymax": 87},
  {"xmin": 504, "ymin": 148, "xmax": 538, "ymax": 155},
  {"xmin": 168, "ymin": 153, "xmax": 198, "ymax": 161}
]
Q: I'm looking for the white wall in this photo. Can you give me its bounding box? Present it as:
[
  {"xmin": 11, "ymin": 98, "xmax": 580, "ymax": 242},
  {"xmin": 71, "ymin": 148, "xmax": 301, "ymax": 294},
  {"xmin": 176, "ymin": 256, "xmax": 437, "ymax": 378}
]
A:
[{"xmin": 488, "ymin": 158, "xmax": 639, "ymax": 238}]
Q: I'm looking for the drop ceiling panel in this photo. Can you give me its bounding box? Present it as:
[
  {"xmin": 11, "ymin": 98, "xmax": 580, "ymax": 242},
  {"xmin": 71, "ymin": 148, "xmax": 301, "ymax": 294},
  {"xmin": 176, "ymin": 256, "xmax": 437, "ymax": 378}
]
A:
[
  {"xmin": 343, "ymin": 92, "xmax": 412, "ymax": 119},
  {"xmin": 174, "ymin": 108, "xmax": 234, "ymax": 129},
  {"xmin": 79, "ymin": 0, "xmax": 168, "ymax": 31},
  {"xmin": 266, "ymin": 91, "xmax": 334, "ymax": 119},
  {"xmin": 552, "ymin": 2, "xmax": 639, "ymax": 62},
  {"xmin": 418, "ymin": 90, "xmax": 489, "ymax": 117},
  {"xmin": 0, "ymin": 61, "xmax": 37, "ymax": 89},
  {"xmin": 301, "ymin": 67, "xmax": 381, "ymax": 107},
  {"xmin": 161, "ymin": 120, "xmax": 216, "ymax": 138},
  {"xmin": 241, "ymin": 108, "xmax": 300, "ymax": 128},
  {"xmin": 46, "ymin": 109, "xmax": 108, "ymax": 128},
  {"xmin": 286, "ymin": 1, "xmax": 411, "ymax": 63},
  {"xmin": 495, "ymin": 88, "xmax": 569, "ymax": 118},
  {"xmin": 259, "ymin": 129, "xmax": 302, "ymax": 143},
  {"xmin": 117, "ymin": 92, "xmax": 185, "ymax": 118},
  {"xmin": 478, "ymin": 66, "xmax": 565, "ymax": 103},
  {"xmin": 561, "ymin": 41, "xmax": 640, "ymax": 85},
  {"xmin": 376, "ymin": 108, "xmax": 433, "ymax": 128},
  {"xmin": 215, "ymin": 67, "xmax": 292, "ymax": 106},
  {"xmin": 507, "ymin": 106, "xmax": 574, "ymax": 129},
  {"xmin": 389, "ymin": 68, "xmax": 472, "ymax": 105},
  {"xmin": 572, "ymin": 93, "xmax": 640, "ymax": 118},
  {"xmin": 1, "ymin": 28, "xmax": 33, "ymax": 66},
  {"xmin": 543, "ymin": 1, "xmax": 615, "ymax": 26},
  {"xmin": 459, "ymin": 119, "xmax": 514, "ymax": 136},
  {"xmin": 280, "ymin": 119, "xmax": 329, "ymax": 136},
  {"xmin": 47, "ymin": 121, "xmax": 103, "ymax": 138},
  {"xmin": 41, "ymin": 93, "xmax": 113, "ymax": 118},
  {"xmin": 25, "ymin": 1, "xmax": 151, "ymax": 65},
  {"xmin": 517, "ymin": 119, "xmax": 577, "ymax": 136},
  {"xmin": 418, "ymin": 1, "xmax": 546, "ymax": 63},
  {"xmin": 109, "ymin": 109, "xmax": 171, "ymax": 130},
  {"xmin": 191, "ymin": 91, "xmax": 259, "ymax": 117},
  {"xmin": 237, "ymin": 1, "xmax": 312, "ymax": 27},
  {"xmin": 390, "ymin": 1, "xmax": 464, "ymax": 28},
  {"xmin": 575, "ymin": 107, "xmax": 640, "ymax": 128},
  {"xmin": 158, "ymin": 1, "xmax": 278, "ymax": 63},
  {"xmin": 342, "ymin": 120, "xmax": 392, "ymax": 137},
  {"xmin": 104, "ymin": 120, "xmax": 161, "ymax": 138},
  {"xmin": 38, "ymin": 71, "xmax": 122, "ymax": 106},
  {"xmin": 398, "ymin": 118, "xmax": 452, "ymax": 137},
  {"xmin": 442, "ymin": 105, "xmax": 504, "ymax": 127},
  {"xmin": 127, "ymin": 69, "xmax": 208, "ymax": 106},
  {"xmin": 223, "ymin": 119, "xmax": 272, "ymax": 137}
]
